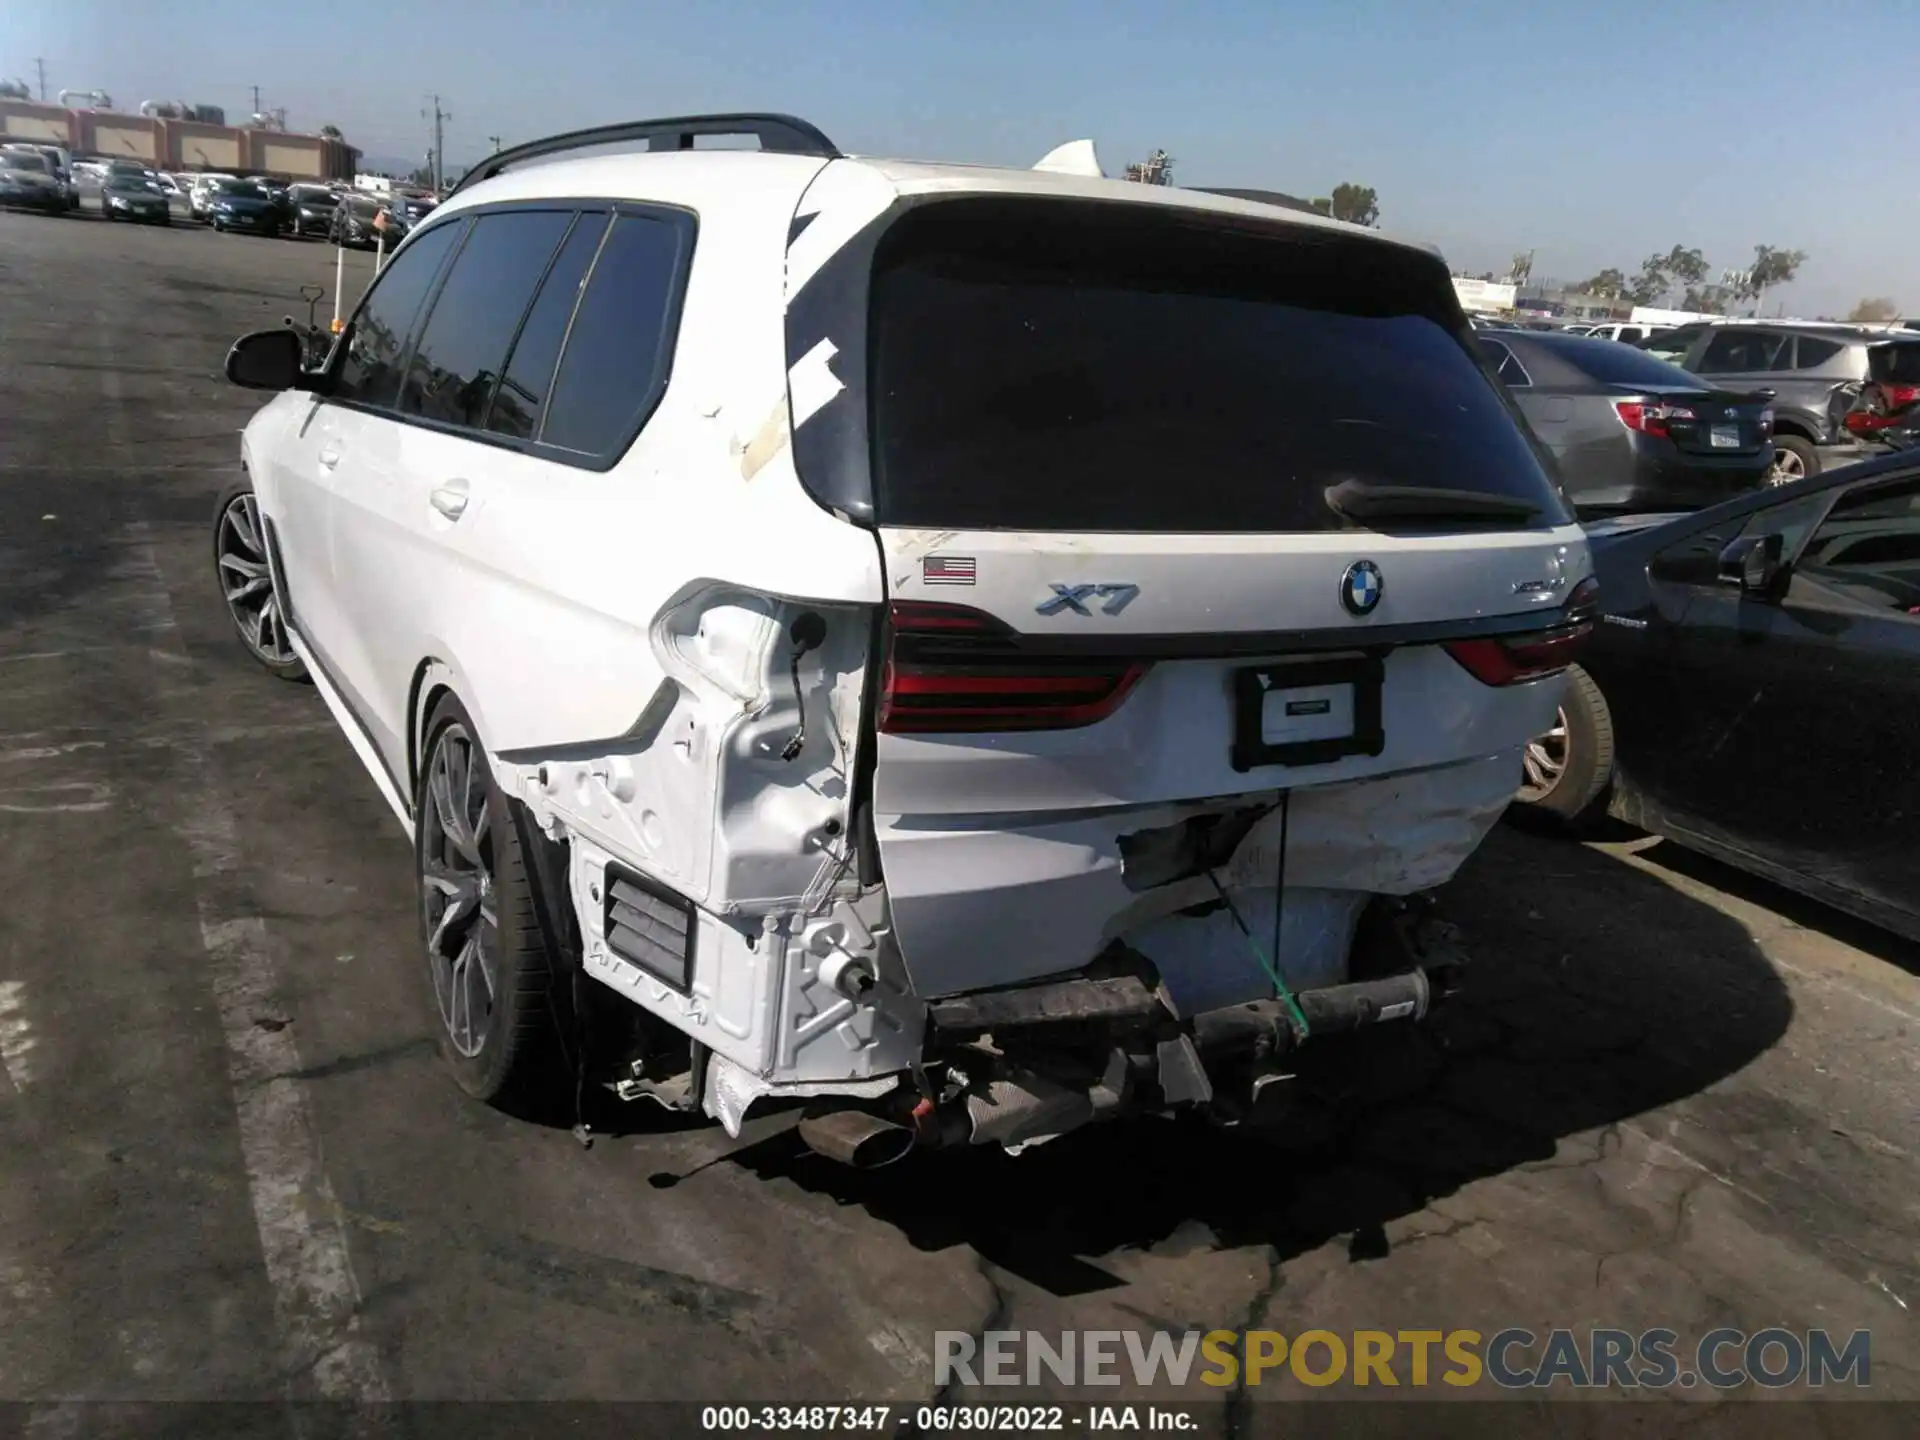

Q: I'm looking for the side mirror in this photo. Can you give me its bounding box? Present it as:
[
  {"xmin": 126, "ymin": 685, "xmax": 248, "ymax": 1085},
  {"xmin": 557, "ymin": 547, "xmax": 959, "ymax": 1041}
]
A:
[
  {"xmin": 1717, "ymin": 532, "xmax": 1788, "ymax": 599},
  {"xmin": 224, "ymin": 328, "xmax": 308, "ymax": 392}
]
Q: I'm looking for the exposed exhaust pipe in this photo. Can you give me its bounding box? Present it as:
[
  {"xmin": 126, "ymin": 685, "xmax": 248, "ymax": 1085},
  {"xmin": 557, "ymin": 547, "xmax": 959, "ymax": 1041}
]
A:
[{"xmin": 796, "ymin": 1106, "xmax": 918, "ymax": 1170}]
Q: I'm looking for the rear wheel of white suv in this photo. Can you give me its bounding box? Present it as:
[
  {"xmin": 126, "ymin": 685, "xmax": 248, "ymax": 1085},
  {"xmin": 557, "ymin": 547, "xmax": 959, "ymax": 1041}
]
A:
[{"xmin": 415, "ymin": 691, "xmax": 570, "ymax": 1106}]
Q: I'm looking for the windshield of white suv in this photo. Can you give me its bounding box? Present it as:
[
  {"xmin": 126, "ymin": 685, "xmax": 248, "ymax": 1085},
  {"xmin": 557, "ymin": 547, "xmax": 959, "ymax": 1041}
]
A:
[{"xmin": 867, "ymin": 198, "xmax": 1571, "ymax": 532}]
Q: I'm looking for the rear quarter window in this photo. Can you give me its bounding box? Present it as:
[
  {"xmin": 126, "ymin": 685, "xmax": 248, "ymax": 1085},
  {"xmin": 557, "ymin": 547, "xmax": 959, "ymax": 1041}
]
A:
[
  {"xmin": 866, "ymin": 198, "xmax": 1569, "ymax": 533},
  {"xmin": 537, "ymin": 210, "xmax": 691, "ymax": 459}
]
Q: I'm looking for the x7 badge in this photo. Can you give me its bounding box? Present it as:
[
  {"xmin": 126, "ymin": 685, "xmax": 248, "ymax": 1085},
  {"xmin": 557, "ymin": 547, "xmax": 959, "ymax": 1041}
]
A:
[{"xmin": 1037, "ymin": 583, "xmax": 1141, "ymax": 617}]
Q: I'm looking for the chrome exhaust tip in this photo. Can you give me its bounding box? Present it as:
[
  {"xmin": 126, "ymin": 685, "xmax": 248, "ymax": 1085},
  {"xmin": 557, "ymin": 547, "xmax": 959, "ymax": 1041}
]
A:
[{"xmin": 796, "ymin": 1107, "xmax": 918, "ymax": 1169}]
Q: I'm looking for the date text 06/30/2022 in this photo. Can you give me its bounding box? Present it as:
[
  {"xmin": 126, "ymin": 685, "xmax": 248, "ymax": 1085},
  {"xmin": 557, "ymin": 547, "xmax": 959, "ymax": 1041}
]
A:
[{"xmin": 701, "ymin": 1406, "xmax": 1197, "ymax": 1432}]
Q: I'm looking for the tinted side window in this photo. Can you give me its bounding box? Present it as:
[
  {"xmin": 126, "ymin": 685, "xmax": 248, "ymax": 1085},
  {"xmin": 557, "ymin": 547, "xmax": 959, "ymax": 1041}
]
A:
[
  {"xmin": 540, "ymin": 212, "xmax": 690, "ymax": 457},
  {"xmin": 1739, "ymin": 489, "xmax": 1833, "ymax": 560},
  {"xmin": 487, "ymin": 211, "xmax": 611, "ymax": 441},
  {"xmin": 332, "ymin": 220, "xmax": 465, "ymax": 410},
  {"xmin": 1697, "ymin": 330, "xmax": 1786, "ymax": 374},
  {"xmin": 1798, "ymin": 481, "xmax": 1920, "ymax": 606},
  {"xmin": 1791, "ymin": 335, "xmax": 1844, "ymax": 370},
  {"xmin": 1475, "ymin": 337, "xmax": 1526, "ymax": 385},
  {"xmin": 397, "ymin": 209, "xmax": 573, "ymax": 429}
]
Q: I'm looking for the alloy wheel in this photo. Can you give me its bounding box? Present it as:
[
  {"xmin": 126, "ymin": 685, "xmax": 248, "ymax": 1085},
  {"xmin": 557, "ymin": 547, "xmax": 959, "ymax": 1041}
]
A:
[
  {"xmin": 216, "ymin": 493, "xmax": 297, "ymax": 666},
  {"xmin": 420, "ymin": 723, "xmax": 498, "ymax": 1059},
  {"xmin": 1766, "ymin": 447, "xmax": 1806, "ymax": 486},
  {"xmin": 1520, "ymin": 709, "xmax": 1570, "ymax": 799}
]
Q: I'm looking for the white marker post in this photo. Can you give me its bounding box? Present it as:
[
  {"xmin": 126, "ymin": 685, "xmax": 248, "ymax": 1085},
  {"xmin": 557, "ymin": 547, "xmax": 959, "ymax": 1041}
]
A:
[
  {"xmin": 372, "ymin": 206, "xmax": 391, "ymax": 278},
  {"xmin": 331, "ymin": 240, "xmax": 345, "ymax": 333}
]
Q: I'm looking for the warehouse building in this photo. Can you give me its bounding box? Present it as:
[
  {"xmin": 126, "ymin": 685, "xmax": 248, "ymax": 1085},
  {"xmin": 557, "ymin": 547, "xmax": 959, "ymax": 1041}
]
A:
[{"xmin": 0, "ymin": 97, "xmax": 357, "ymax": 180}]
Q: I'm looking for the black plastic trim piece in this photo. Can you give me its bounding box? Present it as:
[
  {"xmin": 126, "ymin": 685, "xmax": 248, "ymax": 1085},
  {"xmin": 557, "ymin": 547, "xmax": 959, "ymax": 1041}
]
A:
[
  {"xmin": 291, "ymin": 622, "xmax": 412, "ymax": 812},
  {"xmin": 451, "ymin": 114, "xmax": 839, "ymax": 197},
  {"xmin": 602, "ymin": 862, "xmax": 696, "ymax": 995}
]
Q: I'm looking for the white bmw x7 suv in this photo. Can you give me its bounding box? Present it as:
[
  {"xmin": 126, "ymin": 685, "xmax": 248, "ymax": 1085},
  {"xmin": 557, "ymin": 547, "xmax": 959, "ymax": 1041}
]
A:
[{"xmin": 216, "ymin": 113, "xmax": 1595, "ymax": 1167}]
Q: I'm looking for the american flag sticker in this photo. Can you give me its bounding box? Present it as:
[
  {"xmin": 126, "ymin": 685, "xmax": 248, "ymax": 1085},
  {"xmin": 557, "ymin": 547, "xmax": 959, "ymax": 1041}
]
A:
[{"xmin": 922, "ymin": 555, "xmax": 977, "ymax": 586}]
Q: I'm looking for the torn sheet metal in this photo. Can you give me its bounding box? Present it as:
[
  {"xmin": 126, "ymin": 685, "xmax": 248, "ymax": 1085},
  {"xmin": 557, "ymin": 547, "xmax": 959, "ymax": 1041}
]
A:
[{"xmin": 702, "ymin": 1051, "xmax": 898, "ymax": 1138}]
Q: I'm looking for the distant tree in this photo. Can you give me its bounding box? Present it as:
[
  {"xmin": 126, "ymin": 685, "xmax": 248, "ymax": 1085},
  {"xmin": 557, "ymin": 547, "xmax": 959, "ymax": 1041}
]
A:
[
  {"xmin": 407, "ymin": 165, "xmax": 434, "ymax": 188},
  {"xmin": 1680, "ymin": 287, "xmax": 1727, "ymax": 315},
  {"xmin": 1309, "ymin": 183, "xmax": 1379, "ymax": 227},
  {"xmin": 1848, "ymin": 296, "xmax": 1899, "ymax": 323},
  {"xmin": 1625, "ymin": 245, "xmax": 1708, "ymax": 306},
  {"xmin": 1576, "ymin": 267, "xmax": 1627, "ymax": 299},
  {"xmin": 1732, "ymin": 244, "xmax": 1807, "ymax": 311}
]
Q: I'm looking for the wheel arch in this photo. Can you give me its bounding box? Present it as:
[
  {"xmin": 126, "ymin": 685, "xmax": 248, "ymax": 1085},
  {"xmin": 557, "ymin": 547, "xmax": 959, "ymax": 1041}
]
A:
[
  {"xmin": 1770, "ymin": 414, "xmax": 1819, "ymax": 442},
  {"xmin": 408, "ymin": 656, "xmax": 492, "ymax": 814}
]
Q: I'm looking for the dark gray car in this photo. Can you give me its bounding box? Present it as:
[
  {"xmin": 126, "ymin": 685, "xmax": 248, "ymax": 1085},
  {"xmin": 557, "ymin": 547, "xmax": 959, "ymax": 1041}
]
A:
[
  {"xmin": 1478, "ymin": 331, "xmax": 1775, "ymax": 514},
  {"xmin": 1637, "ymin": 322, "xmax": 1882, "ymax": 483}
]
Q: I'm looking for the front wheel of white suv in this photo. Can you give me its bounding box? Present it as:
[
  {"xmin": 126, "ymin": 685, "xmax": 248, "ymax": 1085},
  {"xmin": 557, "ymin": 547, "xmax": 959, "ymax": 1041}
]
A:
[
  {"xmin": 212, "ymin": 478, "xmax": 308, "ymax": 682},
  {"xmin": 415, "ymin": 692, "xmax": 571, "ymax": 1108},
  {"xmin": 1514, "ymin": 663, "xmax": 1614, "ymax": 833}
]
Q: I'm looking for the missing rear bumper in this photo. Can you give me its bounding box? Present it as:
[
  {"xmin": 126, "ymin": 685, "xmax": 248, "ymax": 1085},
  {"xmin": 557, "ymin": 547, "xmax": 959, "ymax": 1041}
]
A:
[{"xmin": 787, "ymin": 895, "xmax": 1467, "ymax": 1163}]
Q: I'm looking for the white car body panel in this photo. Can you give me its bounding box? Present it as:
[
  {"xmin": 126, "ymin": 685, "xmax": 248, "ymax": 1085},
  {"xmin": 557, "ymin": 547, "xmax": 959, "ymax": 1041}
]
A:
[{"xmin": 237, "ymin": 143, "xmax": 1594, "ymax": 1100}]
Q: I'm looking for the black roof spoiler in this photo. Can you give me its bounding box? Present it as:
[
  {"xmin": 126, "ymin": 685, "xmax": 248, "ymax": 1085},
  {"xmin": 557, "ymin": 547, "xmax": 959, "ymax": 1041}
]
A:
[{"xmin": 448, "ymin": 113, "xmax": 840, "ymax": 198}]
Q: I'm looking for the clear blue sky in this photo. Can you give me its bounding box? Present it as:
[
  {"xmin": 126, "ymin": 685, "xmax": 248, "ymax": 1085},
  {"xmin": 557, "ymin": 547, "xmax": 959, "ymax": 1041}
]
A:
[{"xmin": 8, "ymin": 0, "xmax": 1913, "ymax": 316}]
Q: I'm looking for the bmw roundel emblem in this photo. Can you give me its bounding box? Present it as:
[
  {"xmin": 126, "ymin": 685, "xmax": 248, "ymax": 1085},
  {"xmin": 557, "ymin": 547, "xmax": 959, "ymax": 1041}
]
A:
[{"xmin": 1341, "ymin": 559, "xmax": 1384, "ymax": 617}]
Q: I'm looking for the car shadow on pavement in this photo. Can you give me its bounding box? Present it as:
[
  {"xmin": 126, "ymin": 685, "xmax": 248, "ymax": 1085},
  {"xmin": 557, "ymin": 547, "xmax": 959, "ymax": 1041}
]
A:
[
  {"xmin": 1629, "ymin": 837, "xmax": 1920, "ymax": 980},
  {"xmin": 724, "ymin": 826, "xmax": 1794, "ymax": 1297}
]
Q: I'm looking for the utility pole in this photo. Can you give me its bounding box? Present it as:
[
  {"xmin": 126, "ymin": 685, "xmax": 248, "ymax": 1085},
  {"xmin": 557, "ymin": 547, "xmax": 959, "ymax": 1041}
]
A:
[
  {"xmin": 487, "ymin": 135, "xmax": 501, "ymax": 154},
  {"xmin": 34, "ymin": 58, "xmax": 46, "ymax": 101},
  {"xmin": 251, "ymin": 84, "xmax": 261, "ymax": 115},
  {"xmin": 424, "ymin": 94, "xmax": 450, "ymax": 193}
]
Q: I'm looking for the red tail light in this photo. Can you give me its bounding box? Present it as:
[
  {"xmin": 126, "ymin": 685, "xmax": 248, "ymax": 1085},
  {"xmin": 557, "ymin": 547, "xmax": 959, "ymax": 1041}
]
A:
[
  {"xmin": 878, "ymin": 601, "xmax": 1149, "ymax": 734},
  {"xmin": 1444, "ymin": 578, "xmax": 1599, "ymax": 686},
  {"xmin": 1884, "ymin": 383, "xmax": 1920, "ymax": 409},
  {"xmin": 1614, "ymin": 400, "xmax": 1696, "ymax": 438}
]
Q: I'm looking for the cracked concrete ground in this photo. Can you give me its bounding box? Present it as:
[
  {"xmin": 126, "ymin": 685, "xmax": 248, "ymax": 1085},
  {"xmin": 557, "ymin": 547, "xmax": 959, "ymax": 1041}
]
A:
[{"xmin": 0, "ymin": 211, "xmax": 1914, "ymax": 1436}]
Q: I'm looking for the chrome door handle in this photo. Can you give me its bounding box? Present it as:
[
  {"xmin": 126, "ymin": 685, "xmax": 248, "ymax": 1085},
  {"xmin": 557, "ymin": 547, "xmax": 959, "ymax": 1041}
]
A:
[
  {"xmin": 318, "ymin": 445, "xmax": 342, "ymax": 469},
  {"xmin": 429, "ymin": 482, "xmax": 470, "ymax": 520}
]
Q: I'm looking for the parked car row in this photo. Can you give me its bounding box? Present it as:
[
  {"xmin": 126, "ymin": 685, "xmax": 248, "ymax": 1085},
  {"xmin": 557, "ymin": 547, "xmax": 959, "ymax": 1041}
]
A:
[
  {"xmin": 5, "ymin": 149, "xmax": 430, "ymax": 246},
  {"xmin": 1474, "ymin": 316, "xmax": 1920, "ymax": 517}
]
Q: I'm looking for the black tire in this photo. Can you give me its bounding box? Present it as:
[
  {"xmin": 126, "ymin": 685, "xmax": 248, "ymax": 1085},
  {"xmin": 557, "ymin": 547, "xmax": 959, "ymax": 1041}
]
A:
[
  {"xmin": 1513, "ymin": 663, "xmax": 1614, "ymax": 833},
  {"xmin": 212, "ymin": 478, "xmax": 309, "ymax": 682},
  {"xmin": 415, "ymin": 691, "xmax": 571, "ymax": 1107},
  {"xmin": 1769, "ymin": 434, "xmax": 1820, "ymax": 486}
]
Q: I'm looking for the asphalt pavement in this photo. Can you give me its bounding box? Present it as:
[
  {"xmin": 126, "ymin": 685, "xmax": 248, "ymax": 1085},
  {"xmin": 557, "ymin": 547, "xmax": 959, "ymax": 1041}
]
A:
[{"xmin": 0, "ymin": 208, "xmax": 1914, "ymax": 1436}]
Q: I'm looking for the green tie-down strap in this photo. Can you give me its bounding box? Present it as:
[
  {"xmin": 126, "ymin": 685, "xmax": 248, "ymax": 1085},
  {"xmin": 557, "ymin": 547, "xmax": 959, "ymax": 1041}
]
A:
[{"xmin": 1205, "ymin": 870, "xmax": 1311, "ymax": 1043}]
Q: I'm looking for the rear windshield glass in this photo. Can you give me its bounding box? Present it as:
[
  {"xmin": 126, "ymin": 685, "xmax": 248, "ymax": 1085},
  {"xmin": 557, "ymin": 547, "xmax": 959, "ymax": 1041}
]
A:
[
  {"xmin": 1557, "ymin": 338, "xmax": 1705, "ymax": 388},
  {"xmin": 1870, "ymin": 342, "xmax": 1920, "ymax": 386},
  {"xmin": 867, "ymin": 199, "xmax": 1568, "ymax": 532}
]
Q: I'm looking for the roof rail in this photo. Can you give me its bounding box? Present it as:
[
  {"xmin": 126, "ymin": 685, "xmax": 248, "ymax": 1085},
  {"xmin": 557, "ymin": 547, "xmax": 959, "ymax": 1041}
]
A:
[{"xmin": 449, "ymin": 113, "xmax": 839, "ymax": 197}]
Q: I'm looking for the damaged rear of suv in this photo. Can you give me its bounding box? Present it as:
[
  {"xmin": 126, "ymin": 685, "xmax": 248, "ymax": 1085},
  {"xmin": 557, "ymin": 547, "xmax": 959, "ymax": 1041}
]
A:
[{"xmin": 216, "ymin": 114, "xmax": 1593, "ymax": 1167}]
